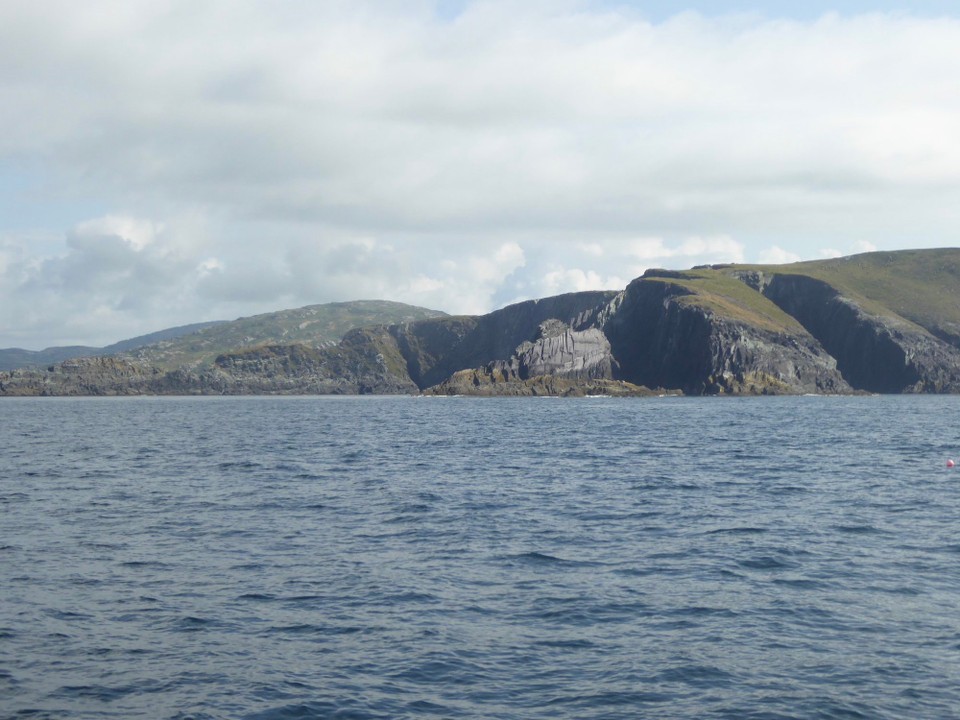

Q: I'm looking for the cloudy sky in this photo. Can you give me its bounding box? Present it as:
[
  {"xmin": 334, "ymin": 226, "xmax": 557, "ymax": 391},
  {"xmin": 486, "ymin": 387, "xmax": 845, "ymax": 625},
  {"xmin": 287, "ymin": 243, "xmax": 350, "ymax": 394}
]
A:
[{"xmin": 2, "ymin": 1, "xmax": 960, "ymax": 348}]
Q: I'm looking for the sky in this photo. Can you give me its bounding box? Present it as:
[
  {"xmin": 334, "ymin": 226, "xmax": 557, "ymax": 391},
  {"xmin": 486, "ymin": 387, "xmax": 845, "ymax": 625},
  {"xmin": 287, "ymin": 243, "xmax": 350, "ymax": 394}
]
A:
[{"xmin": 3, "ymin": 1, "xmax": 960, "ymax": 349}]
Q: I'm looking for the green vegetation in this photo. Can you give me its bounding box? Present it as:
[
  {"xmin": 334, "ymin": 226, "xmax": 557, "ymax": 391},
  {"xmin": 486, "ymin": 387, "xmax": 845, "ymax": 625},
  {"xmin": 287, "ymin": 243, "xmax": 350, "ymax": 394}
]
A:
[
  {"xmin": 124, "ymin": 300, "xmax": 446, "ymax": 370},
  {"xmin": 642, "ymin": 270, "xmax": 806, "ymax": 334},
  {"xmin": 726, "ymin": 248, "xmax": 960, "ymax": 340}
]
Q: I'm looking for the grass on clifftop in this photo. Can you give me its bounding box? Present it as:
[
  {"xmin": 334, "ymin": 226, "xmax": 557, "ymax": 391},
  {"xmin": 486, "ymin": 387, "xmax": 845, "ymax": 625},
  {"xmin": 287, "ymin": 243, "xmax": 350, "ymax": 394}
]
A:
[
  {"xmin": 734, "ymin": 248, "xmax": 960, "ymax": 338},
  {"xmin": 643, "ymin": 271, "xmax": 807, "ymax": 334}
]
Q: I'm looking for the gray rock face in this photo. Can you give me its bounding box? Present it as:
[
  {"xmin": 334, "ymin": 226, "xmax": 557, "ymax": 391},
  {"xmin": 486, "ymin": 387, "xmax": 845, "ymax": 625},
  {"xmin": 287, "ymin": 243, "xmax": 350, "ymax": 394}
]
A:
[
  {"xmin": 499, "ymin": 320, "xmax": 615, "ymax": 381},
  {"xmin": 388, "ymin": 291, "xmax": 618, "ymax": 388},
  {"xmin": 0, "ymin": 357, "xmax": 160, "ymax": 396},
  {"xmin": 603, "ymin": 278, "xmax": 849, "ymax": 395},
  {"xmin": 759, "ymin": 274, "xmax": 960, "ymax": 393}
]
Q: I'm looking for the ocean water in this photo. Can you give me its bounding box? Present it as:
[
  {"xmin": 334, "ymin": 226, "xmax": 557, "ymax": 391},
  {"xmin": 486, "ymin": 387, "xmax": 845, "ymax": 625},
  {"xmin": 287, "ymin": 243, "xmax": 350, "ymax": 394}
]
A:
[{"xmin": 2, "ymin": 395, "xmax": 960, "ymax": 719}]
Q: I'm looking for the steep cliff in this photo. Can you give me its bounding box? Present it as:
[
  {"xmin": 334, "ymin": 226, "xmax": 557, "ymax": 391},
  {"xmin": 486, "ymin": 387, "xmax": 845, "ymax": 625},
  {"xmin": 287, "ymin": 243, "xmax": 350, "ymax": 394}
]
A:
[
  {"xmin": 388, "ymin": 291, "xmax": 617, "ymax": 388},
  {"xmin": 728, "ymin": 249, "xmax": 960, "ymax": 392},
  {"xmin": 422, "ymin": 319, "xmax": 628, "ymax": 395},
  {"xmin": 496, "ymin": 320, "xmax": 615, "ymax": 381},
  {"xmin": 0, "ymin": 357, "xmax": 161, "ymax": 396},
  {"xmin": 736, "ymin": 270, "xmax": 960, "ymax": 393},
  {"xmin": 603, "ymin": 271, "xmax": 849, "ymax": 395}
]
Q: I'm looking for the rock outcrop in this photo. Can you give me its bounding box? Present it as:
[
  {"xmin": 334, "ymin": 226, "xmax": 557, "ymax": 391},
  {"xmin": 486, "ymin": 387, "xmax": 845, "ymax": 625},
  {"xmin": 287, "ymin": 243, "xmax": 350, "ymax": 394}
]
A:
[
  {"xmin": 424, "ymin": 369, "xmax": 652, "ymax": 397},
  {"xmin": 0, "ymin": 357, "xmax": 161, "ymax": 396},
  {"xmin": 494, "ymin": 320, "xmax": 615, "ymax": 381},
  {"xmin": 753, "ymin": 273, "xmax": 960, "ymax": 393},
  {"xmin": 387, "ymin": 291, "xmax": 618, "ymax": 388},
  {"xmin": 603, "ymin": 274, "xmax": 849, "ymax": 395}
]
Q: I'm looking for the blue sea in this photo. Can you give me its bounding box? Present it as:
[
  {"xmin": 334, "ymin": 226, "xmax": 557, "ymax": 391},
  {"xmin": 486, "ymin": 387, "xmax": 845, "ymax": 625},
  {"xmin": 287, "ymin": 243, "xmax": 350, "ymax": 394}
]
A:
[{"xmin": 2, "ymin": 395, "xmax": 960, "ymax": 719}]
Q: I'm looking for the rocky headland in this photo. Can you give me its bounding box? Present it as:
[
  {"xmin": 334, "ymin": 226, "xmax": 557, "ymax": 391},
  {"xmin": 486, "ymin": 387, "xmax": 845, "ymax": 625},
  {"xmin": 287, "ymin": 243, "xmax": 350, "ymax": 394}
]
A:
[{"xmin": 3, "ymin": 248, "xmax": 960, "ymax": 396}]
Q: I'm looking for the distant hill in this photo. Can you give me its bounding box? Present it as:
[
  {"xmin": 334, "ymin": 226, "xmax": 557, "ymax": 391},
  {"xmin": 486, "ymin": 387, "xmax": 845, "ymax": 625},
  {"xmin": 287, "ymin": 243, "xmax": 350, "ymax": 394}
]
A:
[
  {"xmin": 121, "ymin": 300, "xmax": 448, "ymax": 370},
  {"xmin": 5, "ymin": 249, "xmax": 960, "ymax": 396},
  {"xmin": 0, "ymin": 301, "xmax": 446, "ymax": 372},
  {"xmin": 0, "ymin": 321, "xmax": 223, "ymax": 371}
]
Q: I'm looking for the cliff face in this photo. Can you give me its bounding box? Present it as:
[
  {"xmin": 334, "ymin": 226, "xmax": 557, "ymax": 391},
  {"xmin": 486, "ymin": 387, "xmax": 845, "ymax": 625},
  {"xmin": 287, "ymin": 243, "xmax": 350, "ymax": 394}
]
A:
[
  {"xmin": 423, "ymin": 319, "xmax": 626, "ymax": 395},
  {"xmin": 388, "ymin": 291, "xmax": 617, "ymax": 388},
  {"xmin": 0, "ymin": 357, "xmax": 160, "ymax": 396},
  {"xmin": 750, "ymin": 273, "xmax": 960, "ymax": 393},
  {"xmin": 603, "ymin": 276, "xmax": 849, "ymax": 395},
  {"xmin": 498, "ymin": 320, "xmax": 615, "ymax": 381}
]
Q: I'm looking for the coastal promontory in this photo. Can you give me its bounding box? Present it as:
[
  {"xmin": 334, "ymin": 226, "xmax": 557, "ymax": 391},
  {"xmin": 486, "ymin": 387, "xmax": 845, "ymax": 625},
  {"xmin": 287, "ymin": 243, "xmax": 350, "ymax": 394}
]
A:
[{"xmin": 3, "ymin": 249, "xmax": 960, "ymax": 397}]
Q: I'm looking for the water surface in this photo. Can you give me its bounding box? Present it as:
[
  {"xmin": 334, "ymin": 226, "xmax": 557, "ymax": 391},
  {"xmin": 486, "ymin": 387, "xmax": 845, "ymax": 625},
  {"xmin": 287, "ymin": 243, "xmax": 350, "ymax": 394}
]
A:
[{"xmin": 2, "ymin": 395, "xmax": 959, "ymax": 719}]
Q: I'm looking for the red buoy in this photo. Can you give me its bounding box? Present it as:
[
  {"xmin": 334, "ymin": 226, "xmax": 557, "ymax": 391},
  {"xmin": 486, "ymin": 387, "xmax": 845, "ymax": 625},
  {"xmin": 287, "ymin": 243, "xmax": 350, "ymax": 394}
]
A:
[{"xmin": 948, "ymin": 459, "xmax": 956, "ymax": 468}]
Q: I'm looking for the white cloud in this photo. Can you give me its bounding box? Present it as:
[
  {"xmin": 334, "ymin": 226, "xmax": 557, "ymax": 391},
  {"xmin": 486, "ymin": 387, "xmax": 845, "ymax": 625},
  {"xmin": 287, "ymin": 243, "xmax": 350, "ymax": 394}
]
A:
[
  {"xmin": 73, "ymin": 215, "xmax": 161, "ymax": 251},
  {"xmin": 677, "ymin": 236, "xmax": 745, "ymax": 263},
  {"xmin": 540, "ymin": 267, "xmax": 626, "ymax": 297},
  {"xmin": 2, "ymin": 2, "xmax": 960, "ymax": 346},
  {"xmin": 196, "ymin": 257, "xmax": 223, "ymax": 279},
  {"xmin": 854, "ymin": 240, "xmax": 879, "ymax": 253},
  {"xmin": 625, "ymin": 238, "xmax": 677, "ymax": 261},
  {"xmin": 758, "ymin": 246, "xmax": 802, "ymax": 264}
]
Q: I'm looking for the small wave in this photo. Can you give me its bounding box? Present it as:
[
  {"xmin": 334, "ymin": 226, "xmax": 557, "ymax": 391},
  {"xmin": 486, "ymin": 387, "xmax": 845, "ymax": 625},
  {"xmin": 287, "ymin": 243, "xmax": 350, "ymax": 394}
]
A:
[
  {"xmin": 865, "ymin": 584, "xmax": 922, "ymax": 596},
  {"xmin": 119, "ymin": 560, "xmax": 170, "ymax": 569},
  {"xmin": 43, "ymin": 609, "xmax": 91, "ymax": 621},
  {"xmin": 265, "ymin": 624, "xmax": 324, "ymax": 636},
  {"xmin": 768, "ymin": 484, "xmax": 809, "ymax": 494},
  {"xmin": 503, "ymin": 551, "xmax": 599, "ymax": 567},
  {"xmin": 243, "ymin": 700, "xmax": 391, "ymax": 720},
  {"xmin": 389, "ymin": 654, "xmax": 485, "ymax": 684},
  {"xmin": 773, "ymin": 577, "xmax": 827, "ymax": 590},
  {"xmin": 671, "ymin": 606, "xmax": 739, "ymax": 618},
  {"xmin": 833, "ymin": 524, "xmax": 885, "ymax": 535},
  {"xmin": 545, "ymin": 690, "xmax": 674, "ymax": 708},
  {"xmin": 53, "ymin": 683, "xmax": 139, "ymax": 702},
  {"xmin": 705, "ymin": 526, "xmax": 768, "ymax": 535},
  {"xmin": 263, "ymin": 623, "xmax": 364, "ymax": 638},
  {"xmin": 79, "ymin": 540, "xmax": 126, "ymax": 550},
  {"xmin": 382, "ymin": 591, "xmax": 438, "ymax": 605},
  {"xmin": 171, "ymin": 616, "xmax": 218, "ymax": 632},
  {"xmin": 535, "ymin": 638, "xmax": 596, "ymax": 649},
  {"xmin": 217, "ymin": 460, "xmax": 263, "ymax": 470},
  {"xmin": 738, "ymin": 556, "xmax": 796, "ymax": 571},
  {"xmin": 656, "ymin": 664, "xmax": 735, "ymax": 688}
]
